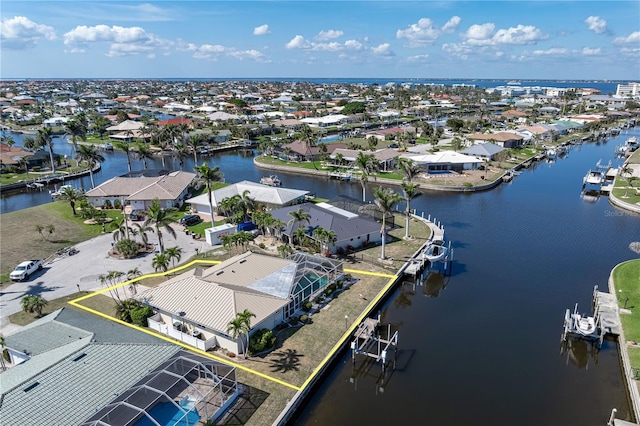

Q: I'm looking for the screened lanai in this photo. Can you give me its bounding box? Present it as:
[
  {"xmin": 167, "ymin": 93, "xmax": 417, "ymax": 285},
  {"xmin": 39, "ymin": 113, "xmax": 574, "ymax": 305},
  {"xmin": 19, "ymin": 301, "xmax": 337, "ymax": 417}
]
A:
[
  {"xmin": 285, "ymin": 252, "xmax": 344, "ymax": 317},
  {"xmin": 80, "ymin": 350, "xmax": 238, "ymax": 426}
]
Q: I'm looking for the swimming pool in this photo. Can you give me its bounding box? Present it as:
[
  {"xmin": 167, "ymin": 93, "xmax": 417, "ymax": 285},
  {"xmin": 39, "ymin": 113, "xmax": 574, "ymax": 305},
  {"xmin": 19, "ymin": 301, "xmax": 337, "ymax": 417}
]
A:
[
  {"xmin": 317, "ymin": 134, "xmax": 341, "ymax": 144},
  {"xmin": 134, "ymin": 401, "xmax": 200, "ymax": 426},
  {"xmin": 427, "ymin": 170, "xmax": 457, "ymax": 175}
]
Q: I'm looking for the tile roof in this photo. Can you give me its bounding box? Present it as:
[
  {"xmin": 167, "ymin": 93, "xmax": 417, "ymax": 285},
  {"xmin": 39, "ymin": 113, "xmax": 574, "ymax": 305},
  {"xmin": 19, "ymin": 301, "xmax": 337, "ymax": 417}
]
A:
[{"xmin": 85, "ymin": 170, "xmax": 195, "ymax": 201}]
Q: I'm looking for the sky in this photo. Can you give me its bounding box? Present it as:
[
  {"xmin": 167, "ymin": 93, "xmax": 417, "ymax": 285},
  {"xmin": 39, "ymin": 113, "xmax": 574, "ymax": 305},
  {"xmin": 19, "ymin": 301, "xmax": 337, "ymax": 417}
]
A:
[{"xmin": 1, "ymin": 1, "xmax": 639, "ymax": 80}]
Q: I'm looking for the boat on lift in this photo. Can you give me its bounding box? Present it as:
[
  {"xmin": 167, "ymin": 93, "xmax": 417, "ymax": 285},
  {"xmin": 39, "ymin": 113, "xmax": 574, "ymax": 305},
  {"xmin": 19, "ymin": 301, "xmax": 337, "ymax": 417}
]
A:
[
  {"xmin": 423, "ymin": 239, "xmax": 448, "ymax": 263},
  {"xmin": 563, "ymin": 303, "xmax": 599, "ymax": 339},
  {"xmin": 582, "ymin": 160, "xmax": 610, "ymax": 193},
  {"xmin": 260, "ymin": 175, "xmax": 282, "ymax": 187}
]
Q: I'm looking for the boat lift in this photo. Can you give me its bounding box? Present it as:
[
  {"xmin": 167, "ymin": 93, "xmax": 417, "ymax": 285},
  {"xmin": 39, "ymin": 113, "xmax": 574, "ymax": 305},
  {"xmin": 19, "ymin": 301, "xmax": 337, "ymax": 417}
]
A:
[{"xmin": 351, "ymin": 314, "xmax": 398, "ymax": 376}]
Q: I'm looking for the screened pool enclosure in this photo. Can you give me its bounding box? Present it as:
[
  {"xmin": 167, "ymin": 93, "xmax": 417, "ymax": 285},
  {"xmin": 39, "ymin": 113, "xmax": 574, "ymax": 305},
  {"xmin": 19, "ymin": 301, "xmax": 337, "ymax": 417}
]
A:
[{"xmin": 80, "ymin": 350, "xmax": 238, "ymax": 426}]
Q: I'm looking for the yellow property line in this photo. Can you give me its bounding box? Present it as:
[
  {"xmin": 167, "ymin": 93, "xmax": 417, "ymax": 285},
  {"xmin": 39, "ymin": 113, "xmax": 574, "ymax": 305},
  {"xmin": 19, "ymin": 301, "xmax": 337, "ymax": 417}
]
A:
[{"xmin": 69, "ymin": 261, "xmax": 402, "ymax": 395}]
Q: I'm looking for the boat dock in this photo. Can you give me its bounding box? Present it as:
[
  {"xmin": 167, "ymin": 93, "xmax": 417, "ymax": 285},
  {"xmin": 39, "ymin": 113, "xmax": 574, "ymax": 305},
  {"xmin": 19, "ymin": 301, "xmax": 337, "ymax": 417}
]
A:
[
  {"xmin": 403, "ymin": 213, "xmax": 450, "ymax": 277},
  {"xmin": 350, "ymin": 315, "xmax": 398, "ymax": 373},
  {"xmin": 593, "ymin": 286, "xmax": 622, "ymax": 337},
  {"xmin": 561, "ymin": 285, "xmax": 621, "ymax": 349}
]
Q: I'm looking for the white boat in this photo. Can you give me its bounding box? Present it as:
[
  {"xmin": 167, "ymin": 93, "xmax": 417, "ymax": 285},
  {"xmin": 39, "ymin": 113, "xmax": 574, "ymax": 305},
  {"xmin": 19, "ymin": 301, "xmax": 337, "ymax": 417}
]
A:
[
  {"xmin": 50, "ymin": 184, "xmax": 82, "ymax": 199},
  {"xmin": 564, "ymin": 303, "xmax": 599, "ymax": 338},
  {"xmin": 260, "ymin": 175, "xmax": 282, "ymax": 186},
  {"xmin": 546, "ymin": 147, "xmax": 557, "ymax": 160},
  {"xmin": 626, "ymin": 136, "xmax": 639, "ymax": 151},
  {"xmin": 502, "ymin": 170, "xmax": 515, "ymax": 182},
  {"xmin": 423, "ymin": 239, "xmax": 448, "ymax": 263},
  {"xmin": 583, "ymin": 170, "xmax": 604, "ymax": 186}
]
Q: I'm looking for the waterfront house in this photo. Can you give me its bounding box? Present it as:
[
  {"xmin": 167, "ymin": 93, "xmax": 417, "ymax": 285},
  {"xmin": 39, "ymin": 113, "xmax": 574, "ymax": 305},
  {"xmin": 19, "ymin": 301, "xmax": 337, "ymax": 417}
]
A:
[
  {"xmin": 330, "ymin": 147, "xmax": 400, "ymax": 171},
  {"xmin": 401, "ymin": 150, "xmax": 484, "ymax": 172},
  {"xmin": 466, "ymin": 131, "xmax": 525, "ymax": 148},
  {"xmin": 268, "ymin": 202, "xmax": 382, "ymax": 253},
  {"xmin": 84, "ymin": 170, "xmax": 196, "ymax": 210},
  {"xmin": 0, "ymin": 308, "xmax": 238, "ymax": 426},
  {"xmin": 461, "ymin": 143, "xmax": 505, "ymax": 160},
  {"xmin": 141, "ymin": 251, "xmax": 344, "ymax": 353},
  {"xmin": 185, "ymin": 180, "xmax": 310, "ymax": 216}
]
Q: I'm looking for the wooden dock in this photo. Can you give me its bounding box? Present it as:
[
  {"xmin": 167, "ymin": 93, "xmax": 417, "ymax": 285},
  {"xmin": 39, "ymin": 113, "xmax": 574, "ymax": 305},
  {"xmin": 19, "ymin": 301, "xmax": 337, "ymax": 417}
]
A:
[{"xmin": 593, "ymin": 287, "xmax": 622, "ymax": 337}]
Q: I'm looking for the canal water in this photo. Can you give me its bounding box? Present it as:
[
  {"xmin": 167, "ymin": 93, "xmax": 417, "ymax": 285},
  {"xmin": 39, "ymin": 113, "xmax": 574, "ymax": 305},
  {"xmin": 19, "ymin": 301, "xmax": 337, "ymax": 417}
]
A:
[{"xmin": 2, "ymin": 129, "xmax": 640, "ymax": 425}]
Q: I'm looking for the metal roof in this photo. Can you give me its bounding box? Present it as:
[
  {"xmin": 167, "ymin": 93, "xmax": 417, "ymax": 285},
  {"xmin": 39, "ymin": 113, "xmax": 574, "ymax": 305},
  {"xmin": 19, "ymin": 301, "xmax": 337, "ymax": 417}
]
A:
[
  {"xmin": 0, "ymin": 343, "xmax": 179, "ymax": 426},
  {"xmin": 138, "ymin": 268, "xmax": 290, "ymax": 334}
]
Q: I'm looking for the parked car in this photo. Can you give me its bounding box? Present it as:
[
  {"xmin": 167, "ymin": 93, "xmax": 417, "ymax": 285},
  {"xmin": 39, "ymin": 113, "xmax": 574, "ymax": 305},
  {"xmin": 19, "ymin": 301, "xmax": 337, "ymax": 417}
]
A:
[
  {"xmin": 10, "ymin": 260, "xmax": 43, "ymax": 281},
  {"xmin": 180, "ymin": 214, "xmax": 202, "ymax": 227}
]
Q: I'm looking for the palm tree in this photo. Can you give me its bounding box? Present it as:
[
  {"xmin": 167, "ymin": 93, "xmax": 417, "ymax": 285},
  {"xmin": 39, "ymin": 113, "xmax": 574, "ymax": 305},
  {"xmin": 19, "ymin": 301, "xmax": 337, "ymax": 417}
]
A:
[
  {"xmin": 0, "ymin": 334, "xmax": 6, "ymax": 371},
  {"xmin": 113, "ymin": 141, "xmax": 133, "ymax": 173},
  {"xmin": 188, "ymin": 134, "xmax": 201, "ymax": 165},
  {"xmin": 57, "ymin": 186, "xmax": 85, "ymax": 215},
  {"xmin": 65, "ymin": 119, "xmax": 86, "ymax": 153},
  {"xmin": 238, "ymin": 189, "xmax": 255, "ymax": 222},
  {"xmin": 127, "ymin": 267, "xmax": 143, "ymax": 295},
  {"xmin": 194, "ymin": 162, "xmax": 224, "ymax": 227},
  {"xmin": 36, "ymin": 127, "xmax": 56, "ymax": 176},
  {"xmin": 144, "ymin": 198, "xmax": 177, "ymax": 253},
  {"xmin": 299, "ymin": 124, "xmax": 318, "ymax": 169},
  {"xmin": 135, "ymin": 143, "xmax": 154, "ymax": 169},
  {"xmin": 238, "ymin": 309, "xmax": 256, "ymax": 358},
  {"xmin": 132, "ymin": 222, "xmax": 154, "ymax": 246},
  {"xmin": 21, "ymin": 294, "xmax": 48, "ymax": 318},
  {"xmin": 396, "ymin": 157, "xmax": 421, "ymax": 182},
  {"xmin": 226, "ymin": 317, "xmax": 245, "ymax": 357},
  {"xmin": 401, "ymin": 181, "xmax": 420, "ymax": 239},
  {"xmin": 373, "ymin": 186, "xmax": 402, "ymax": 259},
  {"xmin": 112, "ymin": 217, "xmax": 131, "ymax": 242},
  {"xmin": 355, "ymin": 151, "xmax": 378, "ymax": 202},
  {"xmin": 76, "ymin": 144, "xmax": 105, "ymax": 188},
  {"xmin": 620, "ymin": 164, "xmax": 635, "ymax": 198},
  {"xmin": 164, "ymin": 246, "xmax": 182, "ymax": 269},
  {"xmin": 287, "ymin": 207, "xmax": 311, "ymax": 245},
  {"xmin": 152, "ymin": 252, "xmax": 170, "ymax": 272},
  {"xmin": 312, "ymin": 226, "xmax": 337, "ymax": 255}
]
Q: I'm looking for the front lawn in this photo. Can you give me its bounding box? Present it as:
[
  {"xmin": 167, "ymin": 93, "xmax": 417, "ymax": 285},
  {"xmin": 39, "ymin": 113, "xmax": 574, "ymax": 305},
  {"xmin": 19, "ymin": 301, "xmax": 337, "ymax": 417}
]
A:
[{"xmin": 614, "ymin": 259, "xmax": 640, "ymax": 370}]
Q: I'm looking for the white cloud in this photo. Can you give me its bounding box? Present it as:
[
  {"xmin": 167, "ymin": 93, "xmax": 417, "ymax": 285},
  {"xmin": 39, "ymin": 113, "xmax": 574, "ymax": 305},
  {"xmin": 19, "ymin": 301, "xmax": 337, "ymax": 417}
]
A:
[
  {"xmin": 613, "ymin": 31, "xmax": 640, "ymax": 45},
  {"xmin": 532, "ymin": 47, "xmax": 569, "ymax": 56},
  {"xmin": 0, "ymin": 16, "xmax": 56, "ymax": 49},
  {"xmin": 285, "ymin": 35, "xmax": 310, "ymax": 49},
  {"xmin": 253, "ymin": 24, "xmax": 270, "ymax": 36},
  {"xmin": 371, "ymin": 43, "xmax": 395, "ymax": 56},
  {"xmin": 585, "ymin": 16, "xmax": 607, "ymax": 34},
  {"xmin": 581, "ymin": 47, "xmax": 601, "ymax": 55},
  {"xmin": 344, "ymin": 40, "xmax": 363, "ymax": 51},
  {"xmin": 442, "ymin": 16, "xmax": 461, "ymax": 33},
  {"xmin": 464, "ymin": 23, "xmax": 495, "ymax": 43},
  {"xmin": 463, "ymin": 23, "xmax": 547, "ymax": 46},
  {"xmin": 64, "ymin": 25, "xmax": 150, "ymax": 45},
  {"xmin": 618, "ymin": 47, "xmax": 640, "ymax": 58},
  {"xmin": 316, "ymin": 29, "xmax": 343, "ymax": 41},
  {"xmin": 396, "ymin": 18, "xmax": 441, "ymax": 47},
  {"xmin": 193, "ymin": 44, "xmax": 226, "ymax": 59},
  {"xmin": 407, "ymin": 54, "xmax": 429, "ymax": 62},
  {"xmin": 106, "ymin": 42, "xmax": 155, "ymax": 57},
  {"xmin": 228, "ymin": 49, "xmax": 269, "ymax": 62}
]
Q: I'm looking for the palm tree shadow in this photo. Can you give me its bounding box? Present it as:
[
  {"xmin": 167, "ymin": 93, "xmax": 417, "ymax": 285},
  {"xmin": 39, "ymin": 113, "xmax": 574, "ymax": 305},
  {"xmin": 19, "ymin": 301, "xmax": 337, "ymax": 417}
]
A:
[{"xmin": 269, "ymin": 348, "xmax": 304, "ymax": 373}]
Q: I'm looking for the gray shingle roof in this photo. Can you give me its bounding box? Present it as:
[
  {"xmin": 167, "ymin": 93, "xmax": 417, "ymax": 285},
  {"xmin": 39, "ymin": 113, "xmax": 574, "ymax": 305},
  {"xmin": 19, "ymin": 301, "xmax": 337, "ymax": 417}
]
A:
[{"xmin": 269, "ymin": 202, "xmax": 380, "ymax": 243}]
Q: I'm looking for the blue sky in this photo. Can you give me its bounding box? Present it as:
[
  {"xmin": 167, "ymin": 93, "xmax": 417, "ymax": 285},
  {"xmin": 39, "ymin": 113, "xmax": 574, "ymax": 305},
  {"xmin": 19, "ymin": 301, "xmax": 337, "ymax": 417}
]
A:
[{"xmin": 1, "ymin": 1, "xmax": 639, "ymax": 80}]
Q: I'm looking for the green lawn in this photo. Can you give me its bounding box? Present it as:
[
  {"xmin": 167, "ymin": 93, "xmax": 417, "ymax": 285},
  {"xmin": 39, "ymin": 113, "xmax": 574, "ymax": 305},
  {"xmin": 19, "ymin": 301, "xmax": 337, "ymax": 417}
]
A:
[
  {"xmin": 0, "ymin": 201, "xmax": 123, "ymax": 283},
  {"xmin": 614, "ymin": 259, "xmax": 640, "ymax": 370}
]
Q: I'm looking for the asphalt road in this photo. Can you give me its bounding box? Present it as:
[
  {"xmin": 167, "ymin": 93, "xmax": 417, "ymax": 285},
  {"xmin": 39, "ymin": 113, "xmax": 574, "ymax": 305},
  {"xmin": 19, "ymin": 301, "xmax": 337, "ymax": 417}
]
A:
[{"xmin": 0, "ymin": 226, "xmax": 213, "ymax": 334}]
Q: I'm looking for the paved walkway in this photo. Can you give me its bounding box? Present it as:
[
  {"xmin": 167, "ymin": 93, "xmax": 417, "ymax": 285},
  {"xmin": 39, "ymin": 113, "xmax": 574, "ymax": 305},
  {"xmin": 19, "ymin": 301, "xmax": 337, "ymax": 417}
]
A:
[{"xmin": 0, "ymin": 225, "xmax": 212, "ymax": 334}]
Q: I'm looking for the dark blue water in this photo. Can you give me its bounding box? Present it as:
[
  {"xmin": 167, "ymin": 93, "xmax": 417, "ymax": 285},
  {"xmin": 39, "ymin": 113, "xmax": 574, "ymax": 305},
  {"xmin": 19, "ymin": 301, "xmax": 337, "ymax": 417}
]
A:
[
  {"xmin": 291, "ymin": 130, "xmax": 640, "ymax": 426},
  {"xmin": 2, "ymin": 127, "xmax": 639, "ymax": 425}
]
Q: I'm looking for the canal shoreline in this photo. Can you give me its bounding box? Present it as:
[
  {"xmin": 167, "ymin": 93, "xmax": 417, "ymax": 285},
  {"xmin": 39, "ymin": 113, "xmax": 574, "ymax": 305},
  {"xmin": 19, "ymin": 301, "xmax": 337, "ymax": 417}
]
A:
[
  {"xmin": 273, "ymin": 212, "xmax": 445, "ymax": 425},
  {"xmin": 609, "ymin": 261, "xmax": 640, "ymax": 423}
]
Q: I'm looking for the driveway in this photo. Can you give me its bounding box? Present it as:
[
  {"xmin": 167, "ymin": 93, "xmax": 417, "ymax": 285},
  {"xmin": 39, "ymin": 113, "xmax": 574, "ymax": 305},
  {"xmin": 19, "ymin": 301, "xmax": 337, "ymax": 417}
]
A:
[{"xmin": 0, "ymin": 226, "xmax": 213, "ymax": 333}]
